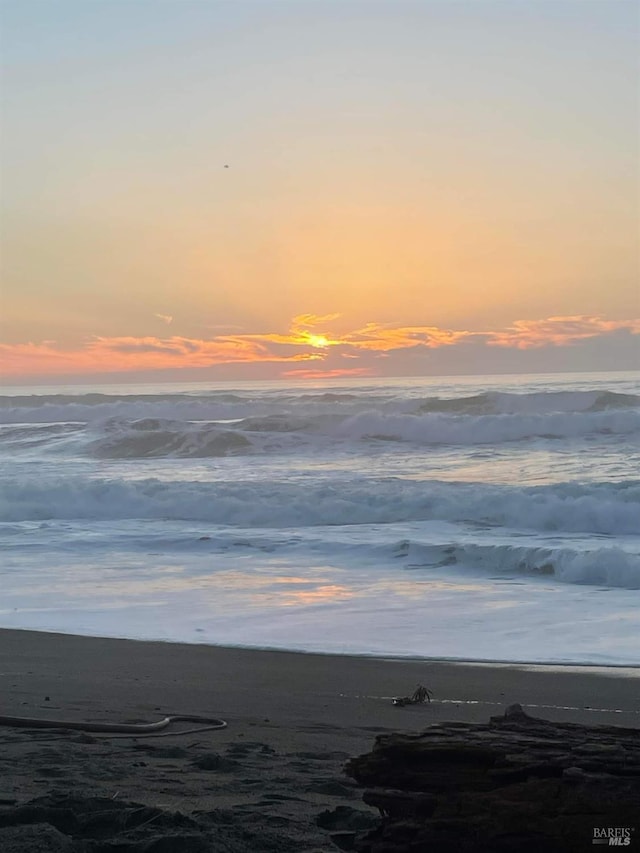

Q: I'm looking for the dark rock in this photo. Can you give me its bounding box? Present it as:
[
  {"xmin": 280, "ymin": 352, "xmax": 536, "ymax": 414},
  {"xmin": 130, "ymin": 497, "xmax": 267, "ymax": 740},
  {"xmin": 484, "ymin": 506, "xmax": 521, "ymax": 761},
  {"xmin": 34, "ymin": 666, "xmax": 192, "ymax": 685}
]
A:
[
  {"xmin": 362, "ymin": 789, "xmax": 437, "ymax": 818},
  {"xmin": 345, "ymin": 706, "xmax": 640, "ymax": 853},
  {"xmin": 315, "ymin": 805, "xmax": 378, "ymax": 832}
]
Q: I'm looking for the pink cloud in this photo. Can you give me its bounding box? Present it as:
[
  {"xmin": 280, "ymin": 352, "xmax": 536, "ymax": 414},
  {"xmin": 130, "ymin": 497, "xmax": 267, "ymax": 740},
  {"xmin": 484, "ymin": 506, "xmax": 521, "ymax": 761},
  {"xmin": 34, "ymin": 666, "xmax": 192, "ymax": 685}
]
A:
[
  {"xmin": 280, "ymin": 367, "xmax": 373, "ymax": 379},
  {"xmin": 486, "ymin": 316, "xmax": 640, "ymax": 349},
  {"xmin": 1, "ymin": 314, "xmax": 637, "ymax": 379},
  {"xmin": 0, "ymin": 335, "xmax": 321, "ymax": 377}
]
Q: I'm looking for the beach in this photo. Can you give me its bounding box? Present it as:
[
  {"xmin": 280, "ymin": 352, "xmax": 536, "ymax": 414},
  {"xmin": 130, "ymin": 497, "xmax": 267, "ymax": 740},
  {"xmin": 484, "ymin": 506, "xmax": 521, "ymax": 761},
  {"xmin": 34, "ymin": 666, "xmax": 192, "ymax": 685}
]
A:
[
  {"xmin": 1, "ymin": 629, "xmax": 638, "ymax": 851},
  {"xmin": 3, "ymin": 0, "xmax": 638, "ymax": 844}
]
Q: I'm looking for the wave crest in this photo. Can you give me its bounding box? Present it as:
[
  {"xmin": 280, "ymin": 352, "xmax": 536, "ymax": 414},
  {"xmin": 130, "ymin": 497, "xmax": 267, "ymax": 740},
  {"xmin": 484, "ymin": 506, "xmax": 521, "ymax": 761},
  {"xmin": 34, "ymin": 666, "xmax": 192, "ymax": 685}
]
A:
[
  {"xmin": 397, "ymin": 540, "xmax": 640, "ymax": 589},
  {"xmin": 89, "ymin": 419, "xmax": 251, "ymax": 458},
  {"xmin": 2, "ymin": 477, "xmax": 638, "ymax": 535}
]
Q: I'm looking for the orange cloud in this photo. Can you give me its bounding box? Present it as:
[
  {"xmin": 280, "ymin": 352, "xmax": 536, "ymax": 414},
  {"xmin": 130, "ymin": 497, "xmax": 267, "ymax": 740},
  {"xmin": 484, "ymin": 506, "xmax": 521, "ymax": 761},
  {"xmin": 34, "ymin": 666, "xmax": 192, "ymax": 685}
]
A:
[
  {"xmin": 486, "ymin": 316, "xmax": 640, "ymax": 349},
  {"xmin": 291, "ymin": 313, "xmax": 342, "ymax": 329},
  {"xmin": 240, "ymin": 313, "xmax": 344, "ymax": 349},
  {"xmin": 343, "ymin": 323, "xmax": 471, "ymax": 351},
  {"xmin": 1, "ymin": 314, "xmax": 638, "ymax": 379},
  {"xmin": 242, "ymin": 317, "xmax": 469, "ymax": 353},
  {"xmin": 0, "ymin": 335, "xmax": 322, "ymax": 377}
]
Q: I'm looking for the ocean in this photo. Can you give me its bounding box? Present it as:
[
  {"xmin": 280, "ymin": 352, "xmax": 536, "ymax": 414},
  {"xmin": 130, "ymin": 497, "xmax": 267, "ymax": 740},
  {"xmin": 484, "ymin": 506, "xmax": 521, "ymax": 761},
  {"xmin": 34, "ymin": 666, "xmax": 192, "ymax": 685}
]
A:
[{"xmin": 1, "ymin": 371, "xmax": 638, "ymax": 666}]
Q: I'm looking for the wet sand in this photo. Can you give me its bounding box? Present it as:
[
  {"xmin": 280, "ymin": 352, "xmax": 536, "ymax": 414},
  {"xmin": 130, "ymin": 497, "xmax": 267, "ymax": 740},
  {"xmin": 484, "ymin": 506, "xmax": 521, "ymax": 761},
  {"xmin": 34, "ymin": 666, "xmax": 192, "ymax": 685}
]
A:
[{"xmin": 0, "ymin": 629, "xmax": 638, "ymax": 851}]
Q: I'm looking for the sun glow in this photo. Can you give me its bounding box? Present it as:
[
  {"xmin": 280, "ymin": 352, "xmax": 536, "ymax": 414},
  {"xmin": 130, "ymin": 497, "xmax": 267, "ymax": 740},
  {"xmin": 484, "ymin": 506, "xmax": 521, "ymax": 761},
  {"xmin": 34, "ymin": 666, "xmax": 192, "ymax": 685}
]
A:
[
  {"xmin": 304, "ymin": 333, "xmax": 331, "ymax": 349},
  {"xmin": 1, "ymin": 314, "xmax": 639, "ymax": 380}
]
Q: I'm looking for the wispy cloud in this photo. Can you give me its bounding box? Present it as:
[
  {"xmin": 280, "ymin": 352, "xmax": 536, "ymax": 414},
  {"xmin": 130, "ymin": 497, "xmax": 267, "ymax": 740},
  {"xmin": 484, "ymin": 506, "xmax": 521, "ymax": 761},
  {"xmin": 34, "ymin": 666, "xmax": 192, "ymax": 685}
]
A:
[
  {"xmin": 343, "ymin": 323, "xmax": 472, "ymax": 351},
  {"xmin": 154, "ymin": 313, "xmax": 173, "ymax": 325},
  {"xmin": 238, "ymin": 313, "xmax": 344, "ymax": 349},
  {"xmin": 485, "ymin": 316, "xmax": 640, "ymax": 349},
  {"xmin": 1, "ymin": 314, "xmax": 638, "ymax": 379},
  {"xmin": 0, "ymin": 335, "xmax": 321, "ymax": 376}
]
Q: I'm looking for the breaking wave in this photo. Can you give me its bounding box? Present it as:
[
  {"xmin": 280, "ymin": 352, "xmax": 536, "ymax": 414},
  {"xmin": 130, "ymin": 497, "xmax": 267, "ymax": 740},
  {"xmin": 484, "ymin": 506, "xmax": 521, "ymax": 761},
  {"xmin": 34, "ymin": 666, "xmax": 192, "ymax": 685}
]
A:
[
  {"xmin": 2, "ymin": 477, "xmax": 638, "ymax": 536},
  {"xmin": 1, "ymin": 405, "xmax": 638, "ymax": 457},
  {"xmin": 89, "ymin": 419, "xmax": 252, "ymax": 458},
  {"xmin": 417, "ymin": 389, "xmax": 640, "ymax": 415},
  {"xmin": 395, "ymin": 541, "xmax": 640, "ymax": 589},
  {"xmin": 329, "ymin": 409, "xmax": 638, "ymax": 445},
  {"xmin": 1, "ymin": 388, "xmax": 637, "ymax": 425}
]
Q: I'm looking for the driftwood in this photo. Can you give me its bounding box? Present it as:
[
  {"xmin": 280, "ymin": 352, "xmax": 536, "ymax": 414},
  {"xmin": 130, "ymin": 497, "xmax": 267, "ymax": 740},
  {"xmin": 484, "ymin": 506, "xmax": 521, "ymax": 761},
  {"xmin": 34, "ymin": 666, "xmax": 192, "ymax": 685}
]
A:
[
  {"xmin": 344, "ymin": 704, "xmax": 640, "ymax": 853},
  {"xmin": 391, "ymin": 685, "xmax": 432, "ymax": 707}
]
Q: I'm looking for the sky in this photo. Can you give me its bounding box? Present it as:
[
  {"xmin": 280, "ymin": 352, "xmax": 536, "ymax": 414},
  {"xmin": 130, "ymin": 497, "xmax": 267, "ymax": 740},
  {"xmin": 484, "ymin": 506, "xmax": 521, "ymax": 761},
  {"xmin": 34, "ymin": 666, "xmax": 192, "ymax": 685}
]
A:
[{"xmin": 1, "ymin": 0, "xmax": 638, "ymax": 384}]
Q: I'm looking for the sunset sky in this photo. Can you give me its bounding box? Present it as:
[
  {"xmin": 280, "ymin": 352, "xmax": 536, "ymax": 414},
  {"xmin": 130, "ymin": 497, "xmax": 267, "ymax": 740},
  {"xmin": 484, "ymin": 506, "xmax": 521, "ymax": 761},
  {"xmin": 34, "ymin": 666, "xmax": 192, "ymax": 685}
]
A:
[{"xmin": 1, "ymin": 0, "xmax": 638, "ymax": 384}]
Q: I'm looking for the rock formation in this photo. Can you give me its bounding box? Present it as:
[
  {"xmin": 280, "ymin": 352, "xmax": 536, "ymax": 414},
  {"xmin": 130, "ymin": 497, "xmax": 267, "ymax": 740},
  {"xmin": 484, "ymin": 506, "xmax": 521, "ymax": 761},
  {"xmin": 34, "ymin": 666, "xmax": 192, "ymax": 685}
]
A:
[{"xmin": 344, "ymin": 705, "xmax": 640, "ymax": 853}]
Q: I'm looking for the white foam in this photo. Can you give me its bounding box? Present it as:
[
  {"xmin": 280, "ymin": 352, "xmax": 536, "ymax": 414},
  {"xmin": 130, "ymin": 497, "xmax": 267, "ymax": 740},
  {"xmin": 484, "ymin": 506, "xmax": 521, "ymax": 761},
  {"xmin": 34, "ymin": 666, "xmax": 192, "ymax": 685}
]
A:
[
  {"xmin": 1, "ymin": 406, "xmax": 638, "ymax": 458},
  {"xmin": 1, "ymin": 537, "xmax": 638, "ymax": 664},
  {"xmin": 2, "ymin": 476, "xmax": 638, "ymax": 537},
  {"xmin": 331, "ymin": 409, "xmax": 639, "ymax": 445},
  {"xmin": 398, "ymin": 541, "xmax": 640, "ymax": 589},
  {"xmin": 2, "ymin": 375, "xmax": 638, "ymax": 664},
  {"xmin": 416, "ymin": 389, "xmax": 638, "ymax": 414},
  {"xmin": 1, "ymin": 387, "xmax": 638, "ymax": 424}
]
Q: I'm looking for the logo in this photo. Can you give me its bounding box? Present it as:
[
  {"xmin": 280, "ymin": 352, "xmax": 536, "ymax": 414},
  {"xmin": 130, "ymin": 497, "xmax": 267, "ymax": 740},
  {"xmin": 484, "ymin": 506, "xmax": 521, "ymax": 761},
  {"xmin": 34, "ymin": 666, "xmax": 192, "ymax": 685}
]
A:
[{"xmin": 593, "ymin": 828, "xmax": 634, "ymax": 846}]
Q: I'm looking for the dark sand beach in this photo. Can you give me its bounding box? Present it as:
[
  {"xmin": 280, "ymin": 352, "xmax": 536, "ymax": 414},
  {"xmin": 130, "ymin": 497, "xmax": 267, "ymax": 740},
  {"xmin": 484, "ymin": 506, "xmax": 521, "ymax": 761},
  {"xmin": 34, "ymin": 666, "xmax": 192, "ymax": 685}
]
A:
[{"xmin": 0, "ymin": 629, "xmax": 638, "ymax": 851}]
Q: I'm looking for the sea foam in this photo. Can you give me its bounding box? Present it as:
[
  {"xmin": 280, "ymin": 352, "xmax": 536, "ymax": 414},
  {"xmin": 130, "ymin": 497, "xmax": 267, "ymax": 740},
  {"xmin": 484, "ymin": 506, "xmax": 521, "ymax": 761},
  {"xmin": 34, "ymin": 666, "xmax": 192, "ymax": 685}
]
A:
[
  {"xmin": 2, "ymin": 375, "xmax": 638, "ymax": 660},
  {"xmin": 2, "ymin": 476, "xmax": 638, "ymax": 536}
]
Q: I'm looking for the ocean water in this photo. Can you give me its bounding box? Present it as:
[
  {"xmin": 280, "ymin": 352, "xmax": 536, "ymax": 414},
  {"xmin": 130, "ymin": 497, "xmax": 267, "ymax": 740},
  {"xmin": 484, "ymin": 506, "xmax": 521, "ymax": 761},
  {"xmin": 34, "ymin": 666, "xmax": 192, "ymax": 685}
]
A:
[{"xmin": 1, "ymin": 371, "xmax": 639, "ymax": 666}]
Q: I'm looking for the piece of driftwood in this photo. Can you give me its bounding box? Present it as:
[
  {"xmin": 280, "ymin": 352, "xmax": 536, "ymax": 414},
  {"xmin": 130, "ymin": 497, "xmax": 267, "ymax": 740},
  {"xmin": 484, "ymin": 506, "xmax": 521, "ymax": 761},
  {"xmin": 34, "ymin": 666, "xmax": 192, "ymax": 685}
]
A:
[
  {"xmin": 344, "ymin": 704, "xmax": 640, "ymax": 853},
  {"xmin": 391, "ymin": 685, "xmax": 432, "ymax": 707}
]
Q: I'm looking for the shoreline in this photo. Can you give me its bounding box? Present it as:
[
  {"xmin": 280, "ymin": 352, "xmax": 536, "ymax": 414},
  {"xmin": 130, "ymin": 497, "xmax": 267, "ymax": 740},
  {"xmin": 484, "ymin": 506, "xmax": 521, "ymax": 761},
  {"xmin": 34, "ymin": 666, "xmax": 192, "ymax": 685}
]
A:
[
  {"xmin": 1, "ymin": 627, "xmax": 639, "ymax": 851},
  {"xmin": 3, "ymin": 625, "xmax": 639, "ymax": 673},
  {"xmin": 2, "ymin": 628, "xmax": 638, "ymax": 729}
]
